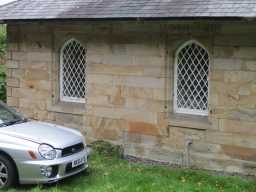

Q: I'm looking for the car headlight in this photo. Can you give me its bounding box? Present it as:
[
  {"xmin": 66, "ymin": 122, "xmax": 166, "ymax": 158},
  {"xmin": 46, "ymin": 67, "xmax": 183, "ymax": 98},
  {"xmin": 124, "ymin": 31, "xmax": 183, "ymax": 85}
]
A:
[{"xmin": 38, "ymin": 144, "xmax": 57, "ymax": 160}]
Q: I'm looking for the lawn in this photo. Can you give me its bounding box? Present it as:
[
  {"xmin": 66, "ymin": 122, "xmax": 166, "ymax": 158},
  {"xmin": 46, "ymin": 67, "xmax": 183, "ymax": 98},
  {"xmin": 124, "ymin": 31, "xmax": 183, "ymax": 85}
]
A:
[{"xmin": 6, "ymin": 147, "xmax": 256, "ymax": 192}]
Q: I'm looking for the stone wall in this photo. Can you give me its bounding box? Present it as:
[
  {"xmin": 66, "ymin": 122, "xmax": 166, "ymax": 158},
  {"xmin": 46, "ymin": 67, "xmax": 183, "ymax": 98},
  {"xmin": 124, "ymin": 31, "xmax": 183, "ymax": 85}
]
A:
[{"xmin": 6, "ymin": 21, "xmax": 256, "ymax": 175}]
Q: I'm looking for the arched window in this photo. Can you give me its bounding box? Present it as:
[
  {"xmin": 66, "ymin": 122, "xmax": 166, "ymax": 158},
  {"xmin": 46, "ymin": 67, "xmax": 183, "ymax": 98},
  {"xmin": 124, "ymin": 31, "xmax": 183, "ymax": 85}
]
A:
[
  {"xmin": 60, "ymin": 39, "xmax": 87, "ymax": 103},
  {"xmin": 174, "ymin": 40, "xmax": 209, "ymax": 116}
]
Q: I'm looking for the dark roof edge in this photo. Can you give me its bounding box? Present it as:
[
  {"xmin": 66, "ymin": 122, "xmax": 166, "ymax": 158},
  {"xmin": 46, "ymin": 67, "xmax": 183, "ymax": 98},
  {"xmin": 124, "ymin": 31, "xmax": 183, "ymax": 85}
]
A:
[{"xmin": 0, "ymin": 16, "xmax": 254, "ymax": 24}]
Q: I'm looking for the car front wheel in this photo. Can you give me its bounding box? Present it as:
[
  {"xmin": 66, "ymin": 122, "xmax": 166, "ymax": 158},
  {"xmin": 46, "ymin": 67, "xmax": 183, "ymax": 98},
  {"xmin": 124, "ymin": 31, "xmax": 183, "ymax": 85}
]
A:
[{"xmin": 0, "ymin": 154, "xmax": 17, "ymax": 189}]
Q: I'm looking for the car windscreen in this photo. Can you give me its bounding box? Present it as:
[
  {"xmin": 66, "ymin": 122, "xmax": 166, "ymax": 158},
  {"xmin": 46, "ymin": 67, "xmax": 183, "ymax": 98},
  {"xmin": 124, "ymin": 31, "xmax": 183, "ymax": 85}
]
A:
[{"xmin": 0, "ymin": 101, "xmax": 24, "ymax": 127}]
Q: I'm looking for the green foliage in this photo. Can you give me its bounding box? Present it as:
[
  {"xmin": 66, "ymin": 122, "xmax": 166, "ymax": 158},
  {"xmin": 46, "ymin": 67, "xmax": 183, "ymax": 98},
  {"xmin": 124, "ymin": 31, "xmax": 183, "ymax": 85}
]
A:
[
  {"xmin": 0, "ymin": 25, "xmax": 6, "ymax": 102},
  {"xmin": 0, "ymin": 25, "xmax": 6, "ymax": 57},
  {"xmin": 90, "ymin": 140, "xmax": 124, "ymax": 158},
  {"xmin": 0, "ymin": 65, "xmax": 6, "ymax": 102},
  {"xmin": 5, "ymin": 142, "xmax": 256, "ymax": 192}
]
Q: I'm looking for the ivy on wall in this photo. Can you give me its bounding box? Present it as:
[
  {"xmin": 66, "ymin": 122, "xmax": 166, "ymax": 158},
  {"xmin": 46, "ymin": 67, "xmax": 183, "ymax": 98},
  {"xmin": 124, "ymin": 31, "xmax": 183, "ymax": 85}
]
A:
[
  {"xmin": 0, "ymin": 65, "xmax": 6, "ymax": 102},
  {"xmin": 0, "ymin": 25, "xmax": 6, "ymax": 102}
]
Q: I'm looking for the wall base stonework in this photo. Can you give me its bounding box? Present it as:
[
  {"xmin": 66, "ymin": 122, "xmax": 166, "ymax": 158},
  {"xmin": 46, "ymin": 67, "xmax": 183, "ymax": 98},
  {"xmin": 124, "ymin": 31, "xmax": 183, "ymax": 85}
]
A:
[{"xmin": 6, "ymin": 21, "xmax": 256, "ymax": 176}]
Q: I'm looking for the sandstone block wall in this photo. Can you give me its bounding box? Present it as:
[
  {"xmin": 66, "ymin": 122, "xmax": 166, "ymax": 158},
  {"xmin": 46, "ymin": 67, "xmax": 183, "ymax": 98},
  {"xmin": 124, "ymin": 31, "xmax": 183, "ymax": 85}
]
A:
[{"xmin": 6, "ymin": 21, "xmax": 256, "ymax": 175}]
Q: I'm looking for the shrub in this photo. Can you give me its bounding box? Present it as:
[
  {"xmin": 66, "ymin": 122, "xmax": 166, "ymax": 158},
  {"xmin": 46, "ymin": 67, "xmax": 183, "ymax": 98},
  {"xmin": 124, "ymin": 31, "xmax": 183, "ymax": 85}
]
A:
[
  {"xmin": 0, "ymin": 25, "xmax": 6, "ymax": 56},
  {"xmin": 90, "ymin": 140, "xmax": 124, "ymax": 158},
  {"xmin": 0, "ymin": 66, "xmax": 6, "ymax": 102},
  {"xmin": 0, "ymin": 25, "xmax": 6, "ymax": 102}
]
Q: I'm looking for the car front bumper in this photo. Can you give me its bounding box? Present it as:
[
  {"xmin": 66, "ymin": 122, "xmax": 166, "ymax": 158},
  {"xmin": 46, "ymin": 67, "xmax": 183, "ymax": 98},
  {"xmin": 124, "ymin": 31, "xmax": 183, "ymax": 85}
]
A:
[{"xmin": 17, "ymin": 148, "xmax": 90, "ymax": 184}]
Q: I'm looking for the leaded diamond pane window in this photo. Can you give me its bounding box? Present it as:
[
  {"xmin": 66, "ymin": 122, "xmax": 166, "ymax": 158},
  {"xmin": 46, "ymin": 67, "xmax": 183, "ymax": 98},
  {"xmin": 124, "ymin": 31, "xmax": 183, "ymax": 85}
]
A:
[
  {"xmin": 174, "ymin": 41, "xmax": 209, "ymax": 116},
  {"xmin": 60, "ymin": 39, "xmax": 87, "ymax": 103}
]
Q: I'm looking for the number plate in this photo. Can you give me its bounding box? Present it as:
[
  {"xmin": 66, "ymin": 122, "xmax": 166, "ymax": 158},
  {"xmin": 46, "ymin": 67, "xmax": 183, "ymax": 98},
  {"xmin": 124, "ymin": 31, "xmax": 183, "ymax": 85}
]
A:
[{"xmin": 72, "ymin": 157, "xmax": 85, "ymax": 168}]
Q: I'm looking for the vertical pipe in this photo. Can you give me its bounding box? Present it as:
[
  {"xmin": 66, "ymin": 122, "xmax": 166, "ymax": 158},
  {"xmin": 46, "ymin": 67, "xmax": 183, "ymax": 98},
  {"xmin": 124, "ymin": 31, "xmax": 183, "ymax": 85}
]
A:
[{"xmin": 185, "ymin": 139, "xmax": 193, "ymax": 168}]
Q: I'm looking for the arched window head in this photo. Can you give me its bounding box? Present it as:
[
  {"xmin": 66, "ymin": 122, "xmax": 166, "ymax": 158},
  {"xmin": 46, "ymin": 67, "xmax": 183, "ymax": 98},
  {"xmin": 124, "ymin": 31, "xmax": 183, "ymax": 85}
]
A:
[
  {"xmin": 60, "ymin": 39, "xmax": 87, "ymax": 103},
  {"xmin": 174, "ymin": 40, "xmax": 210, "ymax": 116}
]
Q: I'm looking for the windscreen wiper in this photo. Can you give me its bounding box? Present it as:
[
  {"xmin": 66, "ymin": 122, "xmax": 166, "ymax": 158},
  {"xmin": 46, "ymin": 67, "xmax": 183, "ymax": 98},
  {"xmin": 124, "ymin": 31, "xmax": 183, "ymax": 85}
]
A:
[{"xmin": 0, "ymin": 118, "xmax": 27, "ymax": 127}]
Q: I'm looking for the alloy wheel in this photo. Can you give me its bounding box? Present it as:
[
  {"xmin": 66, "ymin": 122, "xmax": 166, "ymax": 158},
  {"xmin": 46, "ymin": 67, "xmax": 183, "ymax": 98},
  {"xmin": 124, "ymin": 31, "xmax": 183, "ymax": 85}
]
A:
[{"xmin": 0, "ymin": 161, "xmax": 8, "ymax": 188}]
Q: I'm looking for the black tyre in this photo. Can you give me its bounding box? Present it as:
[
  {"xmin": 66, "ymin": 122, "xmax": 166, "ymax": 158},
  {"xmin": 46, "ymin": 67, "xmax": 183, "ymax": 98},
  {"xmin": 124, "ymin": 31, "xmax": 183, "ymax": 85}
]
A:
[{"xmin": 0, "ymin": 154, "xmax": 17, "ymax": 189}]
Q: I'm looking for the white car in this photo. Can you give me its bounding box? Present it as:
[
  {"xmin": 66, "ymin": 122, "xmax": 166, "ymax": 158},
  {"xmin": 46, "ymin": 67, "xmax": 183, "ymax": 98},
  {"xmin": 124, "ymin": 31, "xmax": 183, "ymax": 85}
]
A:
[{"xmin": 0, "ymin": 101, "xmax": 90, "ymax": 188}]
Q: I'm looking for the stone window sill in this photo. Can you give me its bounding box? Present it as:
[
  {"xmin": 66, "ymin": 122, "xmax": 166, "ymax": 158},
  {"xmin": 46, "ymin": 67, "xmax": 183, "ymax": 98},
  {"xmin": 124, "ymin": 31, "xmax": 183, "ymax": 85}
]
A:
[
  {"xmin": 168, "ymin": 113, "xmax": 211, "ymax": 130},
  {"xmin": 48, "ymin": 101, "xmax": 85, "ymax": 115}
]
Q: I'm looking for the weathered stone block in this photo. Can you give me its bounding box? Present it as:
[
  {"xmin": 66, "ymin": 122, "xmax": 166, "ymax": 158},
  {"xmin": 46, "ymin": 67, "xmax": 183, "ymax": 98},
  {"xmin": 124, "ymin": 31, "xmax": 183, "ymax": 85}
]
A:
[
  {"xmin": 12, "ymin": 51, "xmax": 27, "ymax": 61},
  {"xmin": 87, "ymin": 74, "xmax": 113, "ymax": 85},
  {"xmin": 87, "ymin": 95, "xmax": 110, "ymax": 106},
  {"xmin": 123, "ymin": 87, "xmax": 154, "ymax": 99},
  {"xmin": 224, "ymin": 71, "xmax": 256, "ymax": 83},
  {"xmin": 234, "ymin": 47, "xmax": 256, "ymax": 59},
  {"xmin": 102, "ymin": 54, "xmax": 133, "ymax": 66},
  {"xmin": 133, "ymin": 55, "xmax": 165, "ymax": 67},
  {"xmin": 123, "ymin": 76, "xmax": 165, "ymax": 89},
  {"xmin": 6, "ymin": 78, "xmax": 20, "ymax": 87},
  {"xmin": 87, "ymin": 106, "xmax": 158, "ymax": 124},
  {"xmin": 19, "ymin": 60, "xmax": 49, "ymax": 70},
  {"xmin": 214, "ymin": 46, "xmax": 235, "ymax": 58},
  {"xmin": 125, "ymin": 97, "xmax": 165, "ymax": 112},
  {"xmin": 19, "ymin": 98, "xmax": 46, "ymax": 110},
  {"xmin": 127, "ymin": 121, "xmax": 160, "ymax": 136},
  {"xmin": 213, "ymin": 58, "xmax": 243, "ymax": 71},
  {"xmin": 87, "ymin": 42, "xmax": 113, "ymax": 55},
  {"xmin": 55, "ymin": 113, "xmax": 83, "ymax": 129},
  {"xmin": 222, "ymin": 145, "xmax": 256, "ymax": 161},
  {"xmin": 18, "ymin": 107, "xmax": 34, "ymax": 118},
  {"xmin": 124, "ymin": 143, "xmax": 183, "ymax": 164},
  {"xmin": 191, "ymin": 142, "xmax": 223, "ymax": 154},
  {"xmin": 190, "ymin": 153, "xmax": 230, "ymax": 172},
  {"xmin": 88, "ymin": 64, "xmax": 144, "ymax": 76},
  {"xmin": 245, "ymin": 60, "xmax": 256, "ymax": 71},
  {"xmin": 24, "ymin": 69, "xmax": 49, "ymax": 80},
  {"xmin": 210, "ymin": 70, "xmax": 224, "ymax": 81},
  {"xmin": 232, "ymin": 134, "xmax": 256, "ymax": 148},
  {"xmin": 12, "ymin": 88, "xmax": 50, "ymax": 100},
  {"xmin": 6, "ymin": 60, "xmax": 19, "ymax": 69},
  {"xmin": 125, "ymin": 43, "xmax": 164, "ymax": 57},
  {"xmin": 20, "ymin": 79, "xmax": 51, "ymax": 90},
  {"xmin": 6, "ymin": 87, "xmax": 12, "ymax": 97},
  {"xmin": 228, "ymin": 108, "xmax": 256, "ymax": 122},
  {"xmin": 6, "ymin": 69, "xmax": 12, "ymax": 77},
  {"xmin": 7, "ymin": 96, "xmax": 19, "ymax": 107},
  {"xmin": 110, "ymin": 85, "xmax": 125, "ymax": 106},
  {"xmin": 88, "ymin": 116, "xmax": 126, "ymax": 141},
  {"xmin": 33, "ymin": 110, "xmax": 48, "ymax": 121},
  {"xmin": 27, "ymin": 51, "xmax": 52, "ymax": 62},
  {"xmin": 88, "ymin": 83, "xmax": 113, "ymax": 96},
  {"xmin": 219, "ymin": 119, "xmax": 256, "ymax": 134},
  {"xmin": 11, "ymin": 69, "xmax": 24, "ymax": 79},
  {"xmin": 206, "ymin": 131, "xmax": 233, "ymax": 145},
  {"xmin": 20, "ymin": 33, "xmax": 52, "ymax": 51},
  {"xmin": 239, "ymin": 86, "xmax": 251, "ymax": 96}
]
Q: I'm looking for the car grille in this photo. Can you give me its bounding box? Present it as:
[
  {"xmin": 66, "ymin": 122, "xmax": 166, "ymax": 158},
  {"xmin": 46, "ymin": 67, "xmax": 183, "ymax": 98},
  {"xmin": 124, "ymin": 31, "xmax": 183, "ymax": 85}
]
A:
[{"xmin": 62, "ymin": 143, "xmax": 84, "ymax": 157}]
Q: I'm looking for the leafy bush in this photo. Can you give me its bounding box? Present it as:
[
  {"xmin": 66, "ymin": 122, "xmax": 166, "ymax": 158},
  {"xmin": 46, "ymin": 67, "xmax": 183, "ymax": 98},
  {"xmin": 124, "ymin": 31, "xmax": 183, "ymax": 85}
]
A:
[
  {"xmin": 0, "ymin": 25, "xmax": 6, "ymax": 56},
  {"xmin": 0, "ymin": 25, "xmax": 6, "ymax": 102},
  {"xmin": 90, "ymin": 140, "xmax": 124, "ymax": 158},
  {"xmin": 0, "ymin": 65, "xmax": 6, "ymax": 102}
]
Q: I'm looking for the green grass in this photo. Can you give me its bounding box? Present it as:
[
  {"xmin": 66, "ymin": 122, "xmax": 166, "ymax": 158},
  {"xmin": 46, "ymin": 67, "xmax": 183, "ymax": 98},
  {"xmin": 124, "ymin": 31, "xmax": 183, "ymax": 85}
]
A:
[{"xmin": 6, "ymin": 152, "xmax": 256, "ymax": 192}]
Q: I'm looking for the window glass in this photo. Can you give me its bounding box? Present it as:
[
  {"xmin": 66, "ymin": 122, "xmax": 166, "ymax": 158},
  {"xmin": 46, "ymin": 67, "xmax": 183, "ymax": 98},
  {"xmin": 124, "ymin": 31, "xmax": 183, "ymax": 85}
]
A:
[
  {"xmin": 174, "ymin": 41, "xmax": 209, "ymax": 116},
  {"xmin": 60, "ymin": 39, "xmax": 87, "ymax": 103}
]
